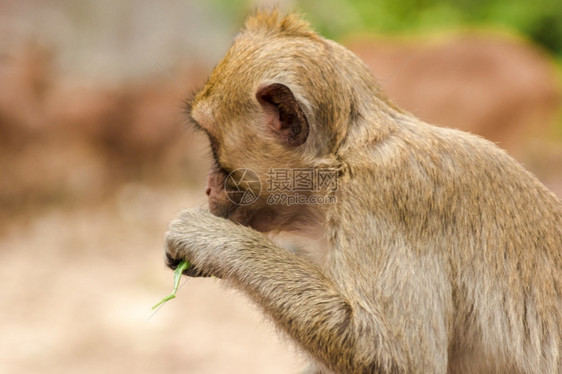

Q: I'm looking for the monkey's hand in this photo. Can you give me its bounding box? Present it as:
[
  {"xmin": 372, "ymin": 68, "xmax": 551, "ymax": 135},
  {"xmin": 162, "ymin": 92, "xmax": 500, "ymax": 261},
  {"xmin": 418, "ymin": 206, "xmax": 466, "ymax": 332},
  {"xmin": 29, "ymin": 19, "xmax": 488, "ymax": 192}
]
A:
[
  {"xmin": 164, "ymin": 208, "xmax": 360, "ymax": 372},
  {"xmin": 164, "ymin": 208, "xmax": 250, "ymax": 278}
]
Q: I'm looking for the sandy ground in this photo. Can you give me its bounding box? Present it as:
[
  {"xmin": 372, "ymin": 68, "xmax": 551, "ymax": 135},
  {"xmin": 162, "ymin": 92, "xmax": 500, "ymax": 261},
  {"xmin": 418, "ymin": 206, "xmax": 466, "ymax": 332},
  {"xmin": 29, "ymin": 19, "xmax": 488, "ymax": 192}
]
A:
[{"xmin": 0, "ymin": 185, "xmax": 305, "ymax": 374}]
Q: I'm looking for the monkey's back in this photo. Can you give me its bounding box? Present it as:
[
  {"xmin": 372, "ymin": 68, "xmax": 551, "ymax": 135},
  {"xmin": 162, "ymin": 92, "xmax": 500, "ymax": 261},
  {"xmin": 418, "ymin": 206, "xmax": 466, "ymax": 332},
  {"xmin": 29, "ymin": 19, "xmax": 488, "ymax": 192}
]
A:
[{"xmin": 348, "ymin": 117, "xmax": 562, "ymax": 372}]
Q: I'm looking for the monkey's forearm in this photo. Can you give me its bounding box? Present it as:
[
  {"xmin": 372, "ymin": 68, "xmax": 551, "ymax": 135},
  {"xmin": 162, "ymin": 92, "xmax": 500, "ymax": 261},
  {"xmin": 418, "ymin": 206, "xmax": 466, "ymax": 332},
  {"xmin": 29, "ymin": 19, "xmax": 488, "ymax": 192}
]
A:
[
  {"xmin": 227, "ymin": 241, "xmax": 357, "ymax": 371},
  {"xmin": 165, "ymin": 210, "xmax": 371, "ymax": 373}
]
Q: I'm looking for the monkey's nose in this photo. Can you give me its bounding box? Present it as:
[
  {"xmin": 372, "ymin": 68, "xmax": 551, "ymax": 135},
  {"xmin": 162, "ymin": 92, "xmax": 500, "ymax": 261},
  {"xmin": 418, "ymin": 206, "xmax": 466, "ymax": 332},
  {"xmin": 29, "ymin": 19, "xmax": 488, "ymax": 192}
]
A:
[{"xmin": 205, "ymin": 187, "xmax": 212, "ymax": 196}]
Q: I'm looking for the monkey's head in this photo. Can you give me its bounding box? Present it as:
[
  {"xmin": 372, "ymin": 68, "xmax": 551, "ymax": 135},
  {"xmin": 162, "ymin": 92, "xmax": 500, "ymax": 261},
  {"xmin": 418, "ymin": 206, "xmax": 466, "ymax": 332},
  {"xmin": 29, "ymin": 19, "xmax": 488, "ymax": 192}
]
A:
[{"xmin": 186, "ymin": 10, "xmax": 390, "ymax": 232}]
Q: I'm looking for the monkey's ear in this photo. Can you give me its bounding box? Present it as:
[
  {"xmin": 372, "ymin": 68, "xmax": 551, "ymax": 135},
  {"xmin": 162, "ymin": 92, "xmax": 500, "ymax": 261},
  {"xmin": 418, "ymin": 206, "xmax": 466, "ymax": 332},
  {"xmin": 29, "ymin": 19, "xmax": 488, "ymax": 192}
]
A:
[{"xmin": 256, "ymin": 83, "xmax": 309, "ymax": 147}]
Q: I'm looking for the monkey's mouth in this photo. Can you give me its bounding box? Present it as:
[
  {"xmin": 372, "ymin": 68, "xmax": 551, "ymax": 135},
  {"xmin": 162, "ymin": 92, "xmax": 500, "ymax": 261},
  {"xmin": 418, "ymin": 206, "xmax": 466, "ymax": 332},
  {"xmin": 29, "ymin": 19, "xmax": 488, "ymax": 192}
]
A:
[
  {"xmin": 207, "ymin": 167, "xmax": 276, "ymax": 232},
  {"xmin": 209, "ymin": 197, "xmax": 275, "ymax": 233},
  {"xmin": 211, "ymin": 200, "xmax": 253, "ymax": 226},
  {"xmin": 208, "ymin": 193, "xmax": 237, "ymax": 218},
  {"xmin": 207, "ymin": 189, "xmax": 250, "ymax": 224}
]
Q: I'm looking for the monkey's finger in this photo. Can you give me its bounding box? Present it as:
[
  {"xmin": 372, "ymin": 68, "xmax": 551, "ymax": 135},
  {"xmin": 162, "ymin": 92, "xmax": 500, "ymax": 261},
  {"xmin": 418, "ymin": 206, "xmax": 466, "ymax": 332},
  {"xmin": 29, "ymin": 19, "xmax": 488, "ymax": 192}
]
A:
[
  {"xmin": 165, "ymin": 251, "xmax": 184, "ymax": 270},
  {"xmin": 182, "ymin": 266, "xmax": 215, "ymax": 278},
  {"xmin": 165, "ymin": 252, "xmax": 216, "ymax": 278}
]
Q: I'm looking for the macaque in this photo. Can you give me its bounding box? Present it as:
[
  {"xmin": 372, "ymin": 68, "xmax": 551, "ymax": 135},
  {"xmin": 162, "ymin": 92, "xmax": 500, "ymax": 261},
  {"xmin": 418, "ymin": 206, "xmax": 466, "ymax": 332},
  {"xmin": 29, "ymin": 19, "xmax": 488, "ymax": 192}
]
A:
[{"xmin": 165, "ymin": 10, "xmax": 562, "ymax": 373}]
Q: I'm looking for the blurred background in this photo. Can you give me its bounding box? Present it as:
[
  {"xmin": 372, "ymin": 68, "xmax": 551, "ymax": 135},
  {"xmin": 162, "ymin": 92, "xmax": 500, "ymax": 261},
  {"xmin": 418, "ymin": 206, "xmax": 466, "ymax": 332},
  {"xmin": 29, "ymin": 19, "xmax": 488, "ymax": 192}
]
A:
[{"xmin": 1, "ymin": 0, "xmax": 561, "ymax": 373}]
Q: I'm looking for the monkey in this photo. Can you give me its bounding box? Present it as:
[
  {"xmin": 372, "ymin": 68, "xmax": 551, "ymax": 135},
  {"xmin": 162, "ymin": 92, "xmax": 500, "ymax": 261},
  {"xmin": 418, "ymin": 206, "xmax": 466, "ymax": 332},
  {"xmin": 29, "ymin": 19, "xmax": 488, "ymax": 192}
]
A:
[{"xmin": 164, "ymin": 10, "xmax": 562, "ymax": 374}]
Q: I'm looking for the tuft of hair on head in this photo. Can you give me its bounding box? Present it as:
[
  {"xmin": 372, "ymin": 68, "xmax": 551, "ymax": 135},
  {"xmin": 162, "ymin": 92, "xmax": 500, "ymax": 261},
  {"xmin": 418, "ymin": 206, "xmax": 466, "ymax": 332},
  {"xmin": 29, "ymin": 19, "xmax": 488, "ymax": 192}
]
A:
[{"xmin": 243, "ymin": 8, "xmax": 317, "ymax": 38}]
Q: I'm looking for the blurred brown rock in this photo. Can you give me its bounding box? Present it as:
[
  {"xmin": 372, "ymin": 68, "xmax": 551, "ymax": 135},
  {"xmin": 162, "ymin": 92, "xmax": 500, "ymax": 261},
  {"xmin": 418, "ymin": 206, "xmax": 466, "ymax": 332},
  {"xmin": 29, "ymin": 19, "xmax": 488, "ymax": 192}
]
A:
[
  {"xmin": 346, "ymin": 33, "xmax": 560, "ymax": 155},
  {"xmin": 0, "ymin": 42, "xmax": 207, "ymax": 224}
]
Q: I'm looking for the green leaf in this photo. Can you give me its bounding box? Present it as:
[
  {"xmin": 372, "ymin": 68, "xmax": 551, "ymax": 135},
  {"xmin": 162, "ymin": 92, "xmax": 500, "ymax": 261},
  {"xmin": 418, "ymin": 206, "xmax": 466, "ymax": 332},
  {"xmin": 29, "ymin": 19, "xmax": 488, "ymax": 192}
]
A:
[{"xmin": 152, "ymin": 260, "xmax": 190, "ymax": 310}]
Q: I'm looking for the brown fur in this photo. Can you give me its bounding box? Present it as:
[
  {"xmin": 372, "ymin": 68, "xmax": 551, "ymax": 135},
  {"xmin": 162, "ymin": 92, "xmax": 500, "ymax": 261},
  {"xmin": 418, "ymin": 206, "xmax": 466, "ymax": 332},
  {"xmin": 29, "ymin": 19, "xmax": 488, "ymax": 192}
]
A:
[{"xmin": 166, "ymin": 10, "xmax": 562, "ymax": 373}]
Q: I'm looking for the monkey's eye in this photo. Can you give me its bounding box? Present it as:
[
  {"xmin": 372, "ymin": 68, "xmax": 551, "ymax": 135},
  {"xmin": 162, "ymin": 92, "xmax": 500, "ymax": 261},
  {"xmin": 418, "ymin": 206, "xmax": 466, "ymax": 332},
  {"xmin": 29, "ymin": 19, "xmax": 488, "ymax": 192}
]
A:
[
  {"xmin": 207, "ymin": 135, "xmax": 220, "ymax": 162},
  {"xmin": 187, "ymin": 118, "xmax": 204, "ymax": 132},
  {"xmin": 188, "ymin": 118, "xmax": 220, "ymax": 162},
  {"xmin": 210, "ymin": 148, "xmax": 220, "ymax": 167},
  {"xmin": 186, "ymin": 114, "xmax": 227, "ymax": 173},
  {"xmin": 205, "ymin": 133, "xmax": 231, "ymax": 175}
]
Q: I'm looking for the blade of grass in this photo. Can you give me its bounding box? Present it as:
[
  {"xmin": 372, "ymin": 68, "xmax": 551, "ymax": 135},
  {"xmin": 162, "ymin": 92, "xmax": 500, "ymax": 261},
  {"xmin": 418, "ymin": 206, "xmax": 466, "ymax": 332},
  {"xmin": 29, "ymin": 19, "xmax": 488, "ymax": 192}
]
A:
[{"xmin": 152, "ymin": 260, "xmax": 190, "ymax": 310}]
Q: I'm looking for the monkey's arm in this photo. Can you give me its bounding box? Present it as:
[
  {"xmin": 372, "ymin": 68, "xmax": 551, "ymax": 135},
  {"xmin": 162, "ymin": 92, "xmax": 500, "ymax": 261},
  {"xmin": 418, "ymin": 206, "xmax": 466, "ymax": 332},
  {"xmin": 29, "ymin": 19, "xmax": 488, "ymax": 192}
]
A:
[{"xmin": 165, "ymin": 209, "xmax": 372, "ymax": 373}]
